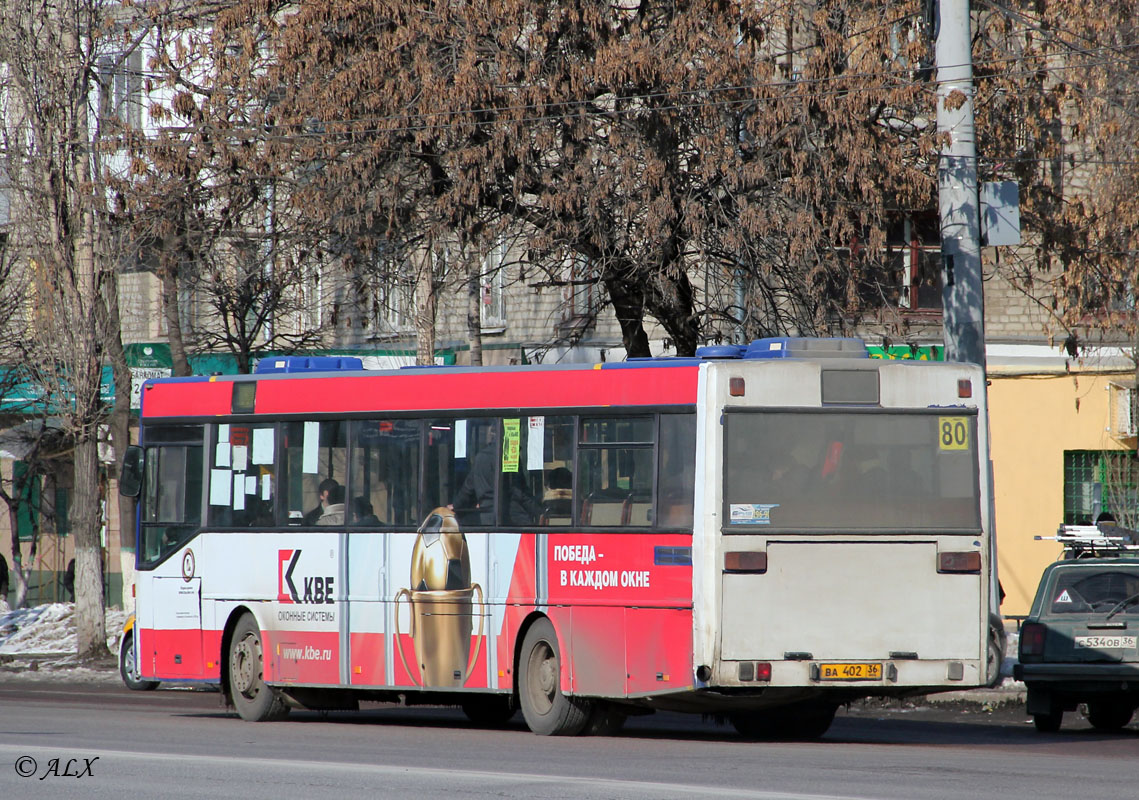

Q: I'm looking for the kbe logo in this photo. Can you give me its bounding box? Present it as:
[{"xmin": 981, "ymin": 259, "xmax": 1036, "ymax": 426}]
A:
[{"xmin": 277, "ymin": 549, "xmax": 335, "ymax": 604}]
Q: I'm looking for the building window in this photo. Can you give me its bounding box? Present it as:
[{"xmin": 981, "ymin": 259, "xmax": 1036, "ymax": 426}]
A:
[
  {"xmin": 481, "ymin": 240, "xmax": 508, "ymax": 330},
  {"xmin": 555, "ymin": 252, "xmax": 600, "ymax": 340},
  {"xmin": 364, "ymin": 251, "xmax": 415, "ymax": 338},
  {"xmin": 1064, "ymin": 450, "xmax": 1139, "ymax": 526},
  {"xmin": 98, "ymin": 50, "xmax": 142, "ymax": 129},
  {"xmin": 859, "ymin": 216, "xmax": 942, "ymax": 312}
]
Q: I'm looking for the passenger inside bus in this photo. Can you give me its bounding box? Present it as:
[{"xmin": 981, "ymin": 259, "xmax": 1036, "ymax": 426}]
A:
[
  {"xmin": 317, "ymin": 484, "xmax": 346, "ymax": 525},
  {"xmin": 453, "ymin": 425, "xmax": 544, "ymax": 527},
  {"xmin": 352, "ymin": 496, "xmax": 381, "ymax": 526},
  {"xmin": 303, "ymin": 478, "xmax": 341, "ymax": 525}
]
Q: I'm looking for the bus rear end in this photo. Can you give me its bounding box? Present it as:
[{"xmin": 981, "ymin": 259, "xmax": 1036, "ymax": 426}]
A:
[{"xmin": 695, "ymin": 343, "xmax": 996, "ymax": 726}]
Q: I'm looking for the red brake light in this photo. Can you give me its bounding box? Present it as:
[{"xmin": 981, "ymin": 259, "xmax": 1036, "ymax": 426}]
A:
[
  {"xmin": 938, "ymin": 551, "xmax": 981, "ymax": 574},
  {"xmin": 1020, "ymin": 622, "xmax": 1046, "ymax": 657},
  {"xmin": 755, "ymin": 661, "xmax": 772, "ymax": 681},
  {"xmin": 724, "ymin": 551, "xmax": 767, "ymax": 573}
]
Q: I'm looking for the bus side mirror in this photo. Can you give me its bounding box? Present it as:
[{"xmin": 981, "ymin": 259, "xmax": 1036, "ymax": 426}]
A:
[{"xmin": 120, "ymin": 446, "xmax": 143, "ymax": 497}]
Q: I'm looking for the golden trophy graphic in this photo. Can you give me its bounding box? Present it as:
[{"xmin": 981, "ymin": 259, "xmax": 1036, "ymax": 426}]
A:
[{"xmin": 395, "ymin": 507, "xmax": 484, "ymax": 686}]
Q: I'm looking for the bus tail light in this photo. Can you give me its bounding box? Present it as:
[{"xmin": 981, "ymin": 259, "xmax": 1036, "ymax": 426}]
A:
[
  {"xmin": 737, "ymin": 661, "xmax": 772, "ymax": 682},
  {"xmin": 724, "ymin": 551, "xmax": 767, "ymax": 573},
  {"xmin": 1020, "ymin": 622, "xmax": 1047, "ymax": 657},
  {"xmin": 937, "ymin": 551, "xmax": 981, "ymax": 574}
]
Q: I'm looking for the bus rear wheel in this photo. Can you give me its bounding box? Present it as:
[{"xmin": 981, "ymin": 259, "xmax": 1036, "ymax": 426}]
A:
[
  {"xmin": 731, "ymin": 701, "xmax": 836, "ymax": 740},
  {"xmin": 518, "ymin": 618, "xmax": 591, "ymax": 736},
  {"xmin": 461, "ymin": 695, "xmax": 517, "ymax": 727},
  {"xmin": 228, "ymin": 613, "xmax": 289, "ymax": 722}
]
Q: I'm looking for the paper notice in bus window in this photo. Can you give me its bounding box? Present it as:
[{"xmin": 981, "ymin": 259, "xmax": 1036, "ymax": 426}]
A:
[
  {"xmin": 729, "ymin": 503, "xmax": 779, "ymax": 524},
  {"xmin": 261, "ymin": 474, "xmax": 272, "ymax": 500},
  {"xmin": 210, "ymin": 469, "xmax": 232, "ymax": 506},
  {"xmin": 303, "ymin": 421, "xmax": 319, "ymax": 473},
  {"xmin": 455, "ymin": 420, "xmax": 467, "ymax": 459},
  {"xmin": 245, "ymin": 475, "xmax": 257, "ymax": 495},
  {"xmin": 215, "ymin": 443, "xmax": 231, "ymax": 468},
  {"xmin": 232, "ymin": 445, "xmax": 248, "ymax": 472},
  {"xmin": 251, "ymin": 428, "xmax": 274, "ymax": 465},
  {"xmin": 502, "ymin": 419, "xmax": 521, "ymax": 473},
  {"xmin": 233, "ymin": 475, "xmax": 246, "ymax": 511},
  {"xmin": 527, "ymin": 416, "xmax": 545, "ymax": 471},
  {"xmin": 218, "ymin": 424, "xmax": 230, "ymax": 444}
]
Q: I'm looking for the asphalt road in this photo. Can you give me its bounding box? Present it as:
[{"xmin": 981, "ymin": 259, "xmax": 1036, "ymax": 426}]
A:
[{"xmin": 0, "ymin": 681, "xmax": 1137, "ymax": 799}]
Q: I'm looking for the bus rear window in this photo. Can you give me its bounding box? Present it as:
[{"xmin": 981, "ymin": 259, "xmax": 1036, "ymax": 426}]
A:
[{"xmin": 722, "ymin": 410, "xmax": 981, "ymax": 532}]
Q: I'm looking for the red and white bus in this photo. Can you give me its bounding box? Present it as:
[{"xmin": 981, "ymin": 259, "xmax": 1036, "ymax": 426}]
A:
[{"xmin": 121, "ymin": 337, "xmax": 1000, "ymax": 737}]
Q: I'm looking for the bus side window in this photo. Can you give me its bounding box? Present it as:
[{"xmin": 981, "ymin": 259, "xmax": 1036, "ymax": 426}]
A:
[
  {"xmin": 207, "ymin": 424, "xmax": 278, "ymax": 528},
  {"xmin": 139, "ymin": 437, "xmax": 203, "ymax": 565},
  {"xmin": 578, "ymin": 416, "xmax": 653, "ymax": 528},
  {"xmin": 657, "ymin": 414, "xmax": 696, "ymax": 528},
  {"xmin": 350, "ymin": 419, "xmax": 420, "ymax": 526},
  {"xmin": 280, "ymin": 421, "xmax": 347, "ymax": 527}
]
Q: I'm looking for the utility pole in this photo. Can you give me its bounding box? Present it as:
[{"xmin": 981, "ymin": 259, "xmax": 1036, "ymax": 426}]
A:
[{"xmin": 936, "ymin": 0, "xmax": 986, "ymax": 368}]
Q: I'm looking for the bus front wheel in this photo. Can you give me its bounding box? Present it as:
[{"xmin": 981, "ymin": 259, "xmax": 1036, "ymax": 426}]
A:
[
  {"xmin": 228, "ymin": 613, "xmax": 289, "ymax": 722},
  {"xmin": 119, "ymin": 633, "xmax": 159, "ymax": 691},
  {"xmin": 518, "ymin": 618, "xmax": 591, "ymax": 735}
]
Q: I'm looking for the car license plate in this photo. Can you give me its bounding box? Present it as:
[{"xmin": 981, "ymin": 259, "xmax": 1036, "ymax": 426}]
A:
[
  {"xmin": 1075, "ymin": 635, "xmax": 1137, "ymax": 649},
  {"xmin": 818, "ymin": 662, "xmax": 882, "ymax": 681}
]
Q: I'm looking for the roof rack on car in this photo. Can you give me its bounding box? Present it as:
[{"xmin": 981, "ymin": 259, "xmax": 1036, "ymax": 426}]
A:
[{"xmin": 1035, "ymin": 524, "xmax": 1139, "ymax": 558}]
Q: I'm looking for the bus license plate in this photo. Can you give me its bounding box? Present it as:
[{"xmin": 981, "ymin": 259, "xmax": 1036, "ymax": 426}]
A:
[
  {"xmin": 1075, "ymin": 635, "xmax": 1137, "ymax": 649},
  {"xmin": 819, "ymin": 662, "xmax": 882, "ymax": 681}
]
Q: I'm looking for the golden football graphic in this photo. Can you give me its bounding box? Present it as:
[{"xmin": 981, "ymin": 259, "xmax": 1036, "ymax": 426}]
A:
[{"xmin": 396, "ymin": 507, "xmax": 484, "ymax": 687}]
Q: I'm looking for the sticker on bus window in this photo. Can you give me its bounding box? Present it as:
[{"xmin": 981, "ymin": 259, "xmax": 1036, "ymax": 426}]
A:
[
  {"xmin": 730, "ymin": 503, "xmax": 779, "ymax": 524},
  {"xmin": 527, "ymin": 417, "xmax": 545, "ymax": 471},
  {"xmin": 938, "ymin": 417, "xmax": 970, "ymax": 451},
  {"xmin": 252, "ymin": 428, "xmax": 274, "ymax": 465},
  {"xmin": 502, "ymin": 418, "xmax": 521, "ymax": 473}
]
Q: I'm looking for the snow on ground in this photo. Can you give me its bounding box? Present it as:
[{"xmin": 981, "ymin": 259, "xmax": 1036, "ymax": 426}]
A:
[{"xmin": 0, "ymin": 601, "xmax": 128, "ymax": 683}]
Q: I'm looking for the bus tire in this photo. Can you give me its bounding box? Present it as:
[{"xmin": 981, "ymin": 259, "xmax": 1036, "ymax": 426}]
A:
[
  {"xmin": 119, "ymin": 634, "xmax": 159, "ymax": 691},
  {"xmin": 518, "ymin": 618, "xmax": 591, "ymax": 736},
  {"xmin": 228, "ymin": 613, "xmax": 289, "ymax": 722},
  {"xmin": 583, "ymin": 702, "xmax": 627, "ymax": 736},
  {"xmin": 461, "ymin": 695, "xmax": 517, "ymax": 727},
  {"xmin": 1032, "ymin": 711, "xmax": 1062, "ymax": 732},
  {"xmin": 729, "ymin": 710, "xmax": 780, "ymax": 739},
  {"xmin": 785, "ymin": 701, "xmax": 837, "ymax": 740}
]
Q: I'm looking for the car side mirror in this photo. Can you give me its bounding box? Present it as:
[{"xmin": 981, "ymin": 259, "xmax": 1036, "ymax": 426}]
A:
[{"xmin": 120, "ymin": 446, "xmax": 143, "ymax": 497}]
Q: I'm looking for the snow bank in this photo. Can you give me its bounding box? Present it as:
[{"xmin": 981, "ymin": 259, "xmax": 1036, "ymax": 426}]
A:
[{"xmin": 0, "ymin": 602, "xmax": 129, "ymax": 657}]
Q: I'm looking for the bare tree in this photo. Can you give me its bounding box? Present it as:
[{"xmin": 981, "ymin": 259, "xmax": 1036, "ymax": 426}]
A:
[
  {"xmin": 0, "ymin": 0, "xmax": 155, "ymax": 656},
  {"xmin": 242, "ymin": 0, "xmax": 934, "ymax": 357},
  {"xmin": 973, "ymin": 2, "xmax": 1139, "ymax": 347}
]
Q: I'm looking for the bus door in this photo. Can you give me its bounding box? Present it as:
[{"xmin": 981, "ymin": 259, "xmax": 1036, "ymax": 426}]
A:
[
  {"xmin": 151, "ymin": 571, "xmax": 204, "ymax": 678},
  {"xmin": 718, "ymin": 407, "xmax": 985, "ymax": 680}
]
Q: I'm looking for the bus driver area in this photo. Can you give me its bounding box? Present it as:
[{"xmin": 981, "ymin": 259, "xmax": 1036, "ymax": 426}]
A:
[{"xmin": 121, "ymin": 338, "xmax": 997, "ymax": 738}]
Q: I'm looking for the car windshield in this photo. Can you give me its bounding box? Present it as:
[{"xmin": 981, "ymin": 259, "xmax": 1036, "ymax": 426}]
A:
[{"xmin": 1045, "ymin": 567, "xmax": 1139, "ymax": 615}]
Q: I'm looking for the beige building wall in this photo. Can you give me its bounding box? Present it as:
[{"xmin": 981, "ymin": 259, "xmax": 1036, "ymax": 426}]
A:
[{"xmin": 989, "ymin": 368, "xmax": 1132, "ymax": 616}]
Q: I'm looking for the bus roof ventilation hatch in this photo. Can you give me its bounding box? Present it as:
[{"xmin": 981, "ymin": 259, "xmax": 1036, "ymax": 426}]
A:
[
  {"xmin": 254, "ymin": 356, "xmax": 364, "ymax": 374},
  {"xmin": 743, "ymin": 337, "xmax": 868, "ymax": 360},
  {"xmin": 694, "ymin": 345, "xmax": 746, "ymax": 360}
]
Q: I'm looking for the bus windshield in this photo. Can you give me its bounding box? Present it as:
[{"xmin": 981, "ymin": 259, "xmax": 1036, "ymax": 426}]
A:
[{"xmin": 723, "ymin": 409, "xmax": 981, "ymax": 532}]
